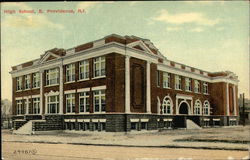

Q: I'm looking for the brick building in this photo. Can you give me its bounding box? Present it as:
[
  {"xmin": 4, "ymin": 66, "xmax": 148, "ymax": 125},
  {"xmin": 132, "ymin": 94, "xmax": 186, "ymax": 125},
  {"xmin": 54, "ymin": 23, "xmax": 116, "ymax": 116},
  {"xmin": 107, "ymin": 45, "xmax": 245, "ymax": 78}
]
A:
[{"xmin": 10, "ymin": 34, "xmax": 239, "ymax": 132}]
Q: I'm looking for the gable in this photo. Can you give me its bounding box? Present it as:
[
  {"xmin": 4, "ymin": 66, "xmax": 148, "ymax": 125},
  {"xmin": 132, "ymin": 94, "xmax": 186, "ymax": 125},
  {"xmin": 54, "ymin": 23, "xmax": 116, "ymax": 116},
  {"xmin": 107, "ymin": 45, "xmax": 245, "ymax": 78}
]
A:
[
  {"xmin": 39, "ymin": 51, "xmax": 61, "ymax": 64},
  {"xmin": 133, "ymin": 45, "xmax": 145, "ymax": 51},
  {"xmin": 46, "ymin": 55, "xmax": 57, "ymax": 61},
  {"xmin": 128, "ymin": 40, "xmax": 155, "ymax": 55}
]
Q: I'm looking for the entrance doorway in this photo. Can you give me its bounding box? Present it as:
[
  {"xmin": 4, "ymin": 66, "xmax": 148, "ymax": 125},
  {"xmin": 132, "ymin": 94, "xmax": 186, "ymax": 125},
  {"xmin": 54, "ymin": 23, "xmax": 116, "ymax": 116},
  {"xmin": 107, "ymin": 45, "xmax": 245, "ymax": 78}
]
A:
[{"xmin": 179, "ymin": 102, "xmax": 189, "ymax": 115}]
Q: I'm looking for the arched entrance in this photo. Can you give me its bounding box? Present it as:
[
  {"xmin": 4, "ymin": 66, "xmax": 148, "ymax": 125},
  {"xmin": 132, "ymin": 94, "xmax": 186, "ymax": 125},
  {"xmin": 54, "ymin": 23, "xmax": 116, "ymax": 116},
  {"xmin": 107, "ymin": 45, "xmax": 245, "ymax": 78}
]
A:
[{"xmin": 179, "ymin": 102, "xmax": 189, "ymax": 115}]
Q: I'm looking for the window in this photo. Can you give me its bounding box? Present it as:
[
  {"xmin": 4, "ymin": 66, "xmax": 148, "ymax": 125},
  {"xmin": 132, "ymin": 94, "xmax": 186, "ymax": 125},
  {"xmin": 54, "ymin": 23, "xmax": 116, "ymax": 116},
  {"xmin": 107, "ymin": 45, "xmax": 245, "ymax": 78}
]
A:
[
  {"xmin": 16, "ymin": 77, "xmax": 22, "ymax": 91},
  {"xmin": 93, "ymin": 123, "xmax": 99, "ymax": 131},
  {"xmin": 194, "ymin": 100, "xmax": 202, "ymax": 115},
  {"xmin": 141, "ymin": 122, "xmax": 148, "ymax": 130},
  {"xmin": 85, "ymin": 122, "xmax": 90, "ymax": 130},
  {"xmin": 175, "ymin": 75, "xmax": 181, "ymax": 90},
  {"xmin": 94, "ymin": 56, "xmax": 105, "ymax": 77},
  {"xmin": 23, "ymin": 99, "xmax": 31, "ymax": 114},
  {"xmin": 33, "ymin": 97, "xmax": 40, "ymax": 114},
  {"xmin": 45, "ymin": 68, "xmax": 59, "ymax": 85},
  {"xmin": 33, "ymin": 72, "xmax": 40, "ymax": 88},
  {"xmin": 131, "ymin": 122, "xmax": 138, "ymax": 130},
  {"xmin": 163, "ymin": 72, "xmax": 170, "ymax": 88},
  {"xmin": 79, "ymin": 60, "xmax": 89, "ymax": 80},
  {"xmin": 24, "ymin": 75, "xmax": 31, "ymax": 89},
  {"xmin": 194, "ymin": 80, "xmax": 200, "ymax": 93},
  {"xmin": 16, "ymin": 100, "xmax": 23, "ymax": 115},
  {"xmin": 203, "ymin": 82, "xmax": 208, "ymax": 94},
  {"xmin": 162, "ymin": 97, "xmax": 172, "ymax": 114},
  {"xmin": 185, "ymin": 78, "xmax": 192, "ymax": 91},
  {"xmin": 79, "ymin": 92, "xmax": 90, "ymax": 113},
  {"xmin": 156, "ymin": 71, "xmax": 160, "ymax": 87},
  {"xmin": 203, "ymin": 101, "xmax": 210, "ymax": 115},
  {"xmin": 100, "ymin": 123, "xmax": 106, "ymax": 131},
  {"xmin": 93, "ymin": 90, "xmax": 106, "ymax": 112},
  {"xmin": 66, "ymin": 93, "xmax": 75, "ymax": 113},
  {"xmin": 47, "ymin": 95, "xmax": 59, "ymax": 114},
  {"xmin": 164, "ymin": 121, "xmax": 172, "ymax": 129},
  {"xmin": 66, "ymin": 64, "xmax": 75, "ymax": 82}
]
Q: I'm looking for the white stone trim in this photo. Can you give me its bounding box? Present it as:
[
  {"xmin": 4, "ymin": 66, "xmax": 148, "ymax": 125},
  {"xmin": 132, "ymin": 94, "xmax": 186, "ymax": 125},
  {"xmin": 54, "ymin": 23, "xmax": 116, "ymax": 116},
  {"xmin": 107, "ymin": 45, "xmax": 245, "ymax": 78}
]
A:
[
  {"xmin": 163, "ymin": 118, "xmax": 173, "ymax": 121},
  {"xmin": 15, "ymin": 97, "xmax": 23, "ymax": 100},
  {"xmin": 64, "ymin": 119, "xmax": 70, "ymax": 122},
  {"xmin": 66, "ymin": 48, "xmax": 75, "ymax": 55},
  {"xmin": 157, "ymin": 64, "xmax": 238, "ymax": 85},
  {"xmin": 64, "ymin": 90, "xmax": 76, "ymax": 94},
  {"xmin": 77, "ymin": 88, "xmax": 90, "ymax": 92},
  {"xmin": 99, "ymin": 119, "xmax": 106, "ymax": 122},
  {"xmin": 141, "ymin": 119, "xmax": 149, "ymax": 122},
  {"xmin": 203, "ymin": 119, "xmax": 210, "ymax": 121},
  {"xmin": 130, "ymin": 119, "xmax": 139, "ymax": 122},
  {"xmin": 233, "ymin": 85, "xmax": 237, "ymax": 116},
  {"xmin": 77, "ymin": 119, "xmax": 84, "ymax": 122},
  {"xmin": 40, "ymin": 70, "xmax": 44, "ymax": 115},
  {"xmin": 59, "ymin": 64, "xmax": 63, "ymax": 114},
  {"xmin": 125, "ymin": 55, "xmax": 131, "ymax": 113},
  {"xmin": 127, "ymin": 40, "xmax": 155, "ymax": 55},
  {"xmin": 92, "ymin": 85, "xmax": 106, "ymax": 91},
  {"xmin": 92, "ymin": 119, "xmax": 99, "ymax": 122},
  {"xmin": 226, "ymin": 83, "xmax": 229, "ymax": 116},
  {"xmin": 229, "ymin": 118, "xmax": 237, "ymax": 121},
  {"xmin": 176, "ymin": 94, "xmax": 193, "ymax": 100},
  {"xmin": 93, "ymin": 39, "xmax": 105, "ymax": 48},
  {"xmin": 213, "ymin": 119, "xmax": 220, "ymax": 121},
  {"xmin": 31, "ymin": 94, "xmax": 40, "ymax": 98},
  {"xmin": 157, "ymin": 118, "xmax": 160, "ymax": 122},
  {"xmin": 146, "ymin": 61, "xmax": 151, "ymax": 113},
  {"xmin": 83, "ymin": 119, "xmax": 90, "ymax": 122},
  {"xmin": 157, "ymin": 96, "xmax": 161, "ymax": 114}
]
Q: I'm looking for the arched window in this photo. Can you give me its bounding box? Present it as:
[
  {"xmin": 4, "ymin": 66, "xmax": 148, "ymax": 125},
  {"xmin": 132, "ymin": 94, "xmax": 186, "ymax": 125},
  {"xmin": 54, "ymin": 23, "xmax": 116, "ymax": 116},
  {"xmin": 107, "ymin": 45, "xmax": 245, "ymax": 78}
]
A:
[
  {"xmin": 194, "ymin": 100, "xmax": 202, "ymax": 115},
  {"xmin": 162, "ymin": 96, "xmax": 173, "ymax": 114},
  {"xmin": 203, "ymin": 101, "xmax": 210, "ymax": 115}
]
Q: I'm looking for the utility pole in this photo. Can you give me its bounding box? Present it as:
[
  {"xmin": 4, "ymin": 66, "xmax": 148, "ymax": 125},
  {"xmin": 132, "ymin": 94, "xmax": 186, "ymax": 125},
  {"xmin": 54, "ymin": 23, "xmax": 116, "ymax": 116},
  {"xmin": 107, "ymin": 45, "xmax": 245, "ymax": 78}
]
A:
[{"xmin": 242, "ymin": 93, "xmax": 245, "ymax": 126}]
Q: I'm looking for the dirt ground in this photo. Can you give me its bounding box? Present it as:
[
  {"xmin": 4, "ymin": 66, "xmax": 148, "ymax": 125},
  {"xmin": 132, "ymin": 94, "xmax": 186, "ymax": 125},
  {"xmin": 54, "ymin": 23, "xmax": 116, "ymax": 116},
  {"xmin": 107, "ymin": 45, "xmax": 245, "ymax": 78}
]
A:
[
  {"xmin": 2, "ymin": 126, "xmax": 250, "ymax": 159},
  {"xmin": 2, "ymin": 142, "xmax": 249, "ymax": 160}
]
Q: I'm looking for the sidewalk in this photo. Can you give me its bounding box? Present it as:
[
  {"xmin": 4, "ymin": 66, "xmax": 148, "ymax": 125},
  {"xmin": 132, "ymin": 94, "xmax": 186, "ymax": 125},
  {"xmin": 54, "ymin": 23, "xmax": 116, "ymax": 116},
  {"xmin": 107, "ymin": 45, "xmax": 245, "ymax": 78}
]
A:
[{"xmin": 3, "ymin": 126, "xmax": 250, "ymax": 151}]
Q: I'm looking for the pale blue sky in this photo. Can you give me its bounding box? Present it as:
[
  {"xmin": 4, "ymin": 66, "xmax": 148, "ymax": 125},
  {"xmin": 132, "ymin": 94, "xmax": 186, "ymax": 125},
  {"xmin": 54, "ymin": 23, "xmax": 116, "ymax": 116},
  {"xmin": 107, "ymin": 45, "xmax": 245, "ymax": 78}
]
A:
[{"xmin": 1, "ymin": 1, "xmax": 249, "ymax": 100}]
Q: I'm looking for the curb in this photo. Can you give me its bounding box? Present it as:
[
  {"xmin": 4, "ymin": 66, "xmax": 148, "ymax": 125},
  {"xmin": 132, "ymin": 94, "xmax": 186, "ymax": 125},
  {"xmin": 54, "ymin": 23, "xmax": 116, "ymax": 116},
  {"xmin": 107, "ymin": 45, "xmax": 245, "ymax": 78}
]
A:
[{"xmin": 3, "ymin": 140, "xmax": 249, "ymax": 151}]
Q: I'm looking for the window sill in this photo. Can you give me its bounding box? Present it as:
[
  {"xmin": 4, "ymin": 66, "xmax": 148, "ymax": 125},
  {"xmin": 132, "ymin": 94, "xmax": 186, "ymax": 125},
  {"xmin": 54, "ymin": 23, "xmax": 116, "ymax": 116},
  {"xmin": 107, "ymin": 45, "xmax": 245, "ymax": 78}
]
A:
[
  {"xmin": 64, "ymin": 81, "xmax": 76, "ymax": 84},
  {"xmin": 204, "ymin": 93, "xmax": 210, "ymax": 95},
  {"xmin": 32, "ymin": 87, "xmax": 40, "ymax": 89},
  {"xmin": 45, "ymin": 84, "xmax": 59, "ymax": 87},
  {"xmin": 44, "ymin": 113, "xmax": 60, "ymax": 115},
  {"xmin": 78, "ymin": 112, "xmax": 91, "ymax": 114},
  {"xmin": 175, "ymin": 88, "xmax": 182, "ymax": 91},
  {"xmin": 93, "ymin": 112, "xmax": 106, "ymax": 114},
  {"xmin": 16, "ymin": 90, "xmax": 22, "ymax": 92},
  {"xmin": 185, "ymin": 90, "xmax": 192, "ymax": 93},
  {"xmin": 92, "ymin": 76, "xmax": 106, "ymax": 80},
  {"xmin": 77, "ymin": 78, "xmax": 90, "ymax": 82},
  {"xmin": 23, "ymin": 88, "xmax": 31, "ymax": 91},
  {"xmin": 163, "ymin": 87, "xmax": 171, "ymax": 89},
  {"xmin": 65, "ymin": 113, "xmax": 77, "ymax": 115},
  {"xmin": 194, "ymin": 92, "xmax": 201, "ymax": 94}
]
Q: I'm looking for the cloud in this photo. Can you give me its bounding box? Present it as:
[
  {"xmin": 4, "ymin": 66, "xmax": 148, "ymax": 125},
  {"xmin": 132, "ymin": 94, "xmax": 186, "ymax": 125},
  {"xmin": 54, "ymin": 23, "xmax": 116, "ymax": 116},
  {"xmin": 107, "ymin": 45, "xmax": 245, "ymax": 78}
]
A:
[
  {"xmin": 2, "ymin": 15, "xmax": 64, "ymax": 29},
  {"xmin": 185, "ymin": 1, "xmax": 225, "ymax": 5},
  {"xmin": 190, "ymin": 27, "xmax": 204, "ymax": 32},
  {"xmin": 1, "ymin": 3, "xmax": 64, "ymax": 30},
  {"xmin": 77, "ymin": 1, "xmax": 114, "ymax": 11},
  {"xmin": 153, "ymin": 9, "xmax": 220, "ymax": 26},
  {"xmin": 129, "ymin": 2, "xmax": 138, "ymax": 6},
  {"xmin": 166, "ymin": 26, "xmax": 181, "ymax": 32}
]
